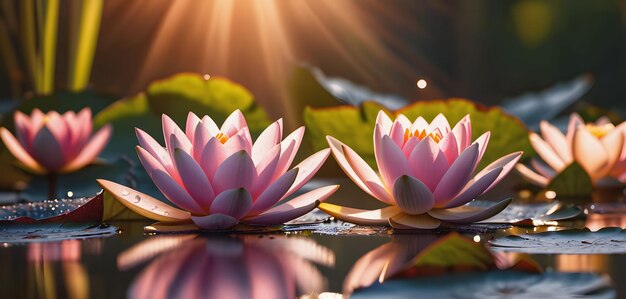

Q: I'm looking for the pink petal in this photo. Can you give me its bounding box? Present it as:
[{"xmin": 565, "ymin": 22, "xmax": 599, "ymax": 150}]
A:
[
  {"xmin": 410, "ymin": 116, "xmax": 428, "ymax": 133},
  {"xmin": 317, "ymin": 203, "xmax": 402, "ymax": 226},
  {"xmin": 566, "ymin": 113, "xmax": 585, "ymax": 146},
  {"xmin": 472, "ymin": 131, "xmax": 490, "ymax": 170},
  {"xmin": 220, "ymin": 110, "xmax": 248, "ymax": 136},
  {"xmin": 474, "ymin": 151, "xmax": 523, "ymax": 193},
  {"xmin": 408, "ymin": 138, "xmax": 448, "ymax": 191},
  {"xmin": 540, "ymin": 120, "xmax": 572, "ymax": 163},
  {"xmin": 252, "ymin": 119, "xmax": 282, "ymax": 164},
  {"xmin": 389, "ymin": 213, "xmax": 441, "ymax": 229},
  {"xmin": 327, "ymin": 136, "xmax": 380, "ymax": 199},
  {"xmin": 452, "ymin": 116, "xmax": 471, "ymax": 150},
  {"xmin": 428, "ymin": 197, "xmax": 512, "ymax": 223},
  {"xmin": 600, "ymin": 128, "xmax": 624, "ymax": 175},
  {"xmin": 13, "ymin": 111, "xmax": 32, "ymax": 150},
  {"xmin": 342, "ymin": 144, "xmax": 392, "ymax": 204},
  {"xmin": 212, "ymin": 150, "xmax": 256, "ymax": 194},
  {"xmin": 395, "ymin": 114, "xmax": 412, "ymax": 130},
  {"xmin": 29, "ymin": 109, "xmax": 46, "ymax": 134},
  {"xmin": 0, "ymin": 127, "xmax": 44, "ymax": 173},
  {"xmin": 136, "ymin": 146, "xmax": 168, "ymax": 176},
  {"xmin": 201, "ymin": 115, "xmax": 220, "ymax": 135},
  {"xmin": 376, "ymin": 110, "xmax": 393, "ymax": 133},
  {"xmin": 249, "ymin": 168, "xmax": 298, "ymax": 215},
  {"xmin": 573, "ymin": 127, "xmax": 609, "ymax": 178},
  {"xmin": 440, "ymin": 166, "xmax": 503, "ymax": 209},
  {"xmin": 162, "ymin": 114, "xmax": 192, "ymax": 153},
  {"xmin": 151, "ymin": 169, "xmax": 205, "ymax": 215},
  {"xmin": 389, "ymin": 119, "xmax": 407, "ymax": 148},
  {"xmin": 185, "ymin": 112, "xmax": 201, "ymax": 142},
  {"xmin": 96, "ymin": 179, "xmax": 191, "ymax": 222},
  {"xmin": 135, "ymin": 128, "xmax": 171, "ymax": 169},
  {"xmin": 173, "ymin": 148, "xmax": 215, "ymax": 210},
  {"xmin": 401, "ymin": 136, "xmax": 419, "ymax": 158},
  {"xmin": 210, "ymin": 188, "xmax": 253, "ymax": 218},
  {"xmin": 192, "ymin": 122, "xmax": 211, "ymax": 160},
  {"xmin": 272, "ymin": 127, "xmax": 304, "ymax": 180},
  {"xmin": 244, "ymin": 185, "xmax": 338, "ymax": 225},
  {"xmin": 62, "ymin": 124, "xmax": 112, "ymax": 172},
  {"xmin": 530, "ymin": 133, "xmax": 566, "ymax": 172},
  {"xmin": 392, "ymin": 175, "xmax": 434, "ymax": 215},
  {"xmin": 378, "ymin": 135, "xmax": 410, "ymax": 190},
  {"xmin": 433, "ymin": 143, "xmax": 479, "ymax": 206},
  {"xmin": 515, "ymin": 164, "xmax": 550, "ymax": 187},
  {"xmin": 426, "ymin": 113, "xmax": 451, "ymax": 135},
  {"xmin": 233, "ymin": 127, "xmax": 253, "ymax": 153},
  {"xmin": 252, "ymin": 143, "xmax": 282, "ymax": 196},
  {"xmin": 191, "ymin": 214, "xmax": 239, "ymax": 230},
  {"xmin": 31, "ymin": 126, "xmax": 66, "ymax": 171},
  {"xmin": 280, "ymin": 148, "xmax": 330, "ymax": 200},
  {"xmin": 439, "ymin": 131, "xmax": 459, "ymax": 165},
  {"xmin": 530, "ymin": 158, "xmax": 556, "ymax": 178},
  {"xmin": 200, "ymin": 135, "xmax": 248, "ymax": 182}
]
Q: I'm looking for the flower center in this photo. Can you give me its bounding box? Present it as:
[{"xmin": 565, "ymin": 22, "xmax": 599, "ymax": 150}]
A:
[
  {"xmin": 215, "ymin": 132, "xmax": 229, "ymax": 144},
  {"xmin": 585, "ymin": 123, "xmax": 614, "ymax": 138},
  {"xmin": 404, "ymin": 128, "xmax": 442, "ymax": 143}
]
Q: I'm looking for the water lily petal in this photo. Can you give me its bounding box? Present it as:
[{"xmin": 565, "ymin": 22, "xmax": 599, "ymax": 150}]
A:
[
  {"xmin": 428, "ymin": 197, "xmax": 512, "ymax": 223},
  {"xmin": 0, "ymin": 128, "xmax": 44, "ymax": 173},
  {"xmin": 137, "ymin": 146, "xmax": 169, "ymax": 178},
  {"xmin": 452, "ymin": 115, "xmax": 471, "ymax": 150},
  {"xmin": 342, "ymin": 144, "xmax": 392, "ymax": 204},
  {"xmin": 151, "ymin": 169, "xmax": 205, "ymax": 215},
  {"xmin": 433, "ymin": 143, "xmax": 479, "ymax": 206},
  {"xmin": 375, "ymin": 110, "xmax": 393, "ymax": 133},
  {"xmin": 396, "ymin": 114, "xmax": 412, "ymax": 131},
  {"xmin": 200, "ymin": 136, "xmax": 246, "ymax": 182},
  {"xmin": 249, "ymin": 168, "xmax": 298, "ymax": 215},
  {"xmin": 573, "ymin": 126, "xmax": 609, "ymax": 178},
  {"xmin": 401, "ymin": 136, "xmax": 419, "ymax": 158},
  {"xmin": 475, "ymin": 151, "xmax": 523, "ymax": 193},
  {"xmin": 185, "ymin": 112, "xmax": 201, "ymax": 142},
  {"xmin": 193, "ymin": 122, "xmax": 211, "ymax": 160},
  {"xmin": 530, "ymin": 158, "xmax": 556, "ymax": 178},
  {"xmin": 473, "ymin": 131, "xmax": 490, "ymax": 169},
  {"xmin": 378, "ymin": 135, "xmax": 410, "ymax": 189},
  {"xmin": 245, "ymin": 185, "xmax": 338, "ymax": 225},
  {"xmin": 201, "ymin": 115, "xmax": 220, "ymax": 136},
  {"xmin": 174, "ymin": 148, "xmax": 215, "ymax": 210},
  {"xmin": 600, "ymin": 128, "xmax": 624, "ymax": 174},
  {"xmin": 281, "ymin": 148, "xmax": 330, "ymax": 200},
  {"xmin": 252, "ymin": 143, "xmax": 281, "ymax": 196},
  {"xmin": 540, "ymin": 120, "xmax": 572, "ymax": 163},
  {"xmin": 389, "ymin": 119, "xmax": 407, "ymax": 148},
  {"xmin": 389, "ymin": 212, "xmax": 441, "ymax": 229},
  {"xmin": 212, "ymin": 150, "xmax": 256, "ymax": 193},
  {"xmin": 13, "ymin": 111, "xmax": 32, "ymax": 150},
  {"xmin": 426, "ymin": 113, "xmax": 451, "ymax": 135},
  {"xmin": 439, "ymin": 131, "xmax": 459, "ymax": 165},
  {"xmin": 210, "ymin": 188, "xmax": 253, "ymax": 218},
  {"xmin": 220, "ymin": 109, "xmax": 248, "ymax": 136},
  {"xmin": 515, "ymin": 164, "xmax": 550, "ymax": 187},
  {"xmin": 252, "ymin": 119, "xmax": 282, "ymax": 164},
  {"xmin": 408, "ymin": 137, "xmax": 448, "ymax": 191},
  {"xmin": 162, "ymin": 114, "xmax": 192, "ymax": 153},
  {"xmin": 191, "ymin": 214, "xmax": 239, "ymax": 230},
  {"xmin": 566, "ymin": 113, "xmax": 584, "ymax": 146},
  {"xmin": 410, "ymin": 116, "xmax": 429, "ymax": 133},
  {"xmin": 135, "ymin": 128, "xmax": 172, "ymax": 170},
  {"xmin": 31, "ymin": 126, "xmax": 66, "ymax": 171},
  {"xmin": 392, "ymin": 175, "xmax": 434, "ymax": 215},
  {"xmin": 96, "ymin": 179, "xmax": 190, "ymax": 222},
  {"xmin": 530, "ymin": 132, "xmax": 566, "ymax": 172},
  {"xmin": 327, "ymin": 136, "xmax": 380, "ymax": 200},
  {"xmin": 62, "ymin": 124, "xmax": 112, "ymax": 172},
  {"xmin": 317, "ymin": 203, "xmax": 402, "ymax": 226},
  {"xmin": 273, "ymin": 127, "xmax": 304, "ymax": 179},
  {"xmin": 440, "ymin": 166, "xmax": 503, "ymax": 209}
]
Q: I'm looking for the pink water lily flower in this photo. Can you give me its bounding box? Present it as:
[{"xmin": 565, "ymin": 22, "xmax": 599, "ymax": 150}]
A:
[
  {"xmin": 0, "ymin": 108, "xmax": 112, "ymax": 174},
  {"xmin": 320, "ymin": 111, "xmax": 522, "ymax": 229},
  {"xmin": 516, "ymin": 113, "xmax": 626, "ymax": 186},
  {"xmin": 98, "ymin": 110, "xmax": 337, "ymax": 230}
]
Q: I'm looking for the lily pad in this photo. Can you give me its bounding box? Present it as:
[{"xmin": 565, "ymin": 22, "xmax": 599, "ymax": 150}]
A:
[
  {"xmin": 352, "ymin": 271, "xmax": 615, "ymax": 299},
  {"xmin": 0, "ymin": 222, "xmax": 117, "ymax": 243},
  {"xmin": 478, "ymin": 201, "xmax": 581, "ymax": 226},
  {"xmin": 546, "ymin": 162, "xmax": 594, "ymax": 197},
  {"xmin": 408, "ymin": 233, "xmax": 495, "ymax": 272},
  {"xmin": 490, "ymin": 227, "xmax": 626, "ymax": 254},
  {"xmin": 304, "ymin": 99, "xmax": 532, "ymax": 169}
]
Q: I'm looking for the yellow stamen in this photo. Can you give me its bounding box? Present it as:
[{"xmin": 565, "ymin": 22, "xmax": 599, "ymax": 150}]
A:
[
  {"xmin": 215, "ymin": 132, "xmax": 229, "ymax": 144},
  {"xmin": 585, "ymin": 123, "xmax": 614, "ymax": 138},
  {"xmin": 404, "ymin": 128, "xmax": 442, "ymax": 144}
]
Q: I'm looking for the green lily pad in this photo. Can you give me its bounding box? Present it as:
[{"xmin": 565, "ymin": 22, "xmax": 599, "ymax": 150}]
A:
[
  {"xmin": 489, "ymin": 227, "xmax": 626, "ymax": 254},
  {"xmin": 304, "ymin": 99, "xmax": 532, "ymax": 169},
  {"xmin": 410, "ymin": 233, "xmax": 495, "ymax": 271},
  {"xmin": 546, "ymin": 162, "xmax": 594, "ymax": 197}
]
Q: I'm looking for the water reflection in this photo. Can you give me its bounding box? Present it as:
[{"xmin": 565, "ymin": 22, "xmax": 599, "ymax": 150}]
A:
[{"xmin": 122, "ymin": 235, "xmax": 335, "ymax": 299}]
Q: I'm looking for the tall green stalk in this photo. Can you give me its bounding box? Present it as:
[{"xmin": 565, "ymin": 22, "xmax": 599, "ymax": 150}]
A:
[
  {"xmin": 68, "ymin": 0, "xmax": 102, "ymax": 92},
  {"xmin": 36, "ymin": 0, "xmax": 59, "ymax": 95}
]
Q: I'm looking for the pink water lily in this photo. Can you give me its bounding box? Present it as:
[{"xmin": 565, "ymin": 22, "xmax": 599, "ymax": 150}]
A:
[
  {"xmin": 320, "ymin": 111, "xmax": 522, "ymax": 229},
  {"xmin": 516, "ymin": 113, "xmax": 626, "ymax": 186},
  {"xmin": 0, "ymin": 108, "xmax": 112, "ymax": 174},
  {"xmin": 98, "ymin": 110, "xmax": 337, "ymax": 230}
]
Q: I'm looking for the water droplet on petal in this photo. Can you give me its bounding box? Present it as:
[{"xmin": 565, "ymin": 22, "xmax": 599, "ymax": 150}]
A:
[
  {"xmin": 121, "ymin": 190, "xmax": 130, "ymax": 196},
  {"xmin": 163, "ymin": 211, "xmax": 169, "ymax": 216},
  {"xmin": 151, "ymin": 206, "xmax": 158, "ymax": 211},
  {"xmin": 133, "ymin": 195, "xmax": 141, "ymax": 203}
]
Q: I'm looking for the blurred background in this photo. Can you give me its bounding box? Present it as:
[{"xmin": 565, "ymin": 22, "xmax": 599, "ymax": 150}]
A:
[{"xmin": 1, "ymin": 0, "xmax": 626, "ymax": 128}]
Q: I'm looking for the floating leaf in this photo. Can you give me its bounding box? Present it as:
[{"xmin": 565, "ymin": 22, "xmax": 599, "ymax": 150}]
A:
[
  {"xmin": 304, "ymin": 99, "xmax": 532, "ymax": 169},
  {"xmin": 478, "ymin": 201, "xmax": 581, "ymax": 226},
  {"xmin": 407, "ymin": 233, "xmax": 495, "ymax": 272},
  {"xmin": 490, "ymin": 227, "xmax": 626, "ymax": 254},
  {"xmin": 352, "ymin": 271, "xmax": 614, "ymax": 299},
  {"xmin": 0, "ymin": 193, "xmax": 103, "ymax": 224},
  {"xmin": 546, "ymin": 162, "xmax": 594, "ymax": 197},
  {"xmin": 0, "ymin": 222, "xmax": 116, "ymax": 243}
]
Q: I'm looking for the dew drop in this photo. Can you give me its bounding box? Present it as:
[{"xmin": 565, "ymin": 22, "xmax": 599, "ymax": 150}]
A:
[
  {"xmin": 121, "ymin": 190, "xmax": 130, "ymax": 196},
  {"xmin": 151, "ymin": 205, "xmax": 158, "ymax": 211},
  {"xmin": 133, "ymin": 195, "xmax": 141, "ymax": 203},
  {"xmin": 163, "ymin": 211, "xmax": 169, "ymax": 216}
]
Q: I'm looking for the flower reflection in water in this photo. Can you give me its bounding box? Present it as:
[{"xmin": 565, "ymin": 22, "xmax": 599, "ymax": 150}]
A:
[{"xmin": 122, "ymin": 235, "xmax": 335, "ymax": 299}]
